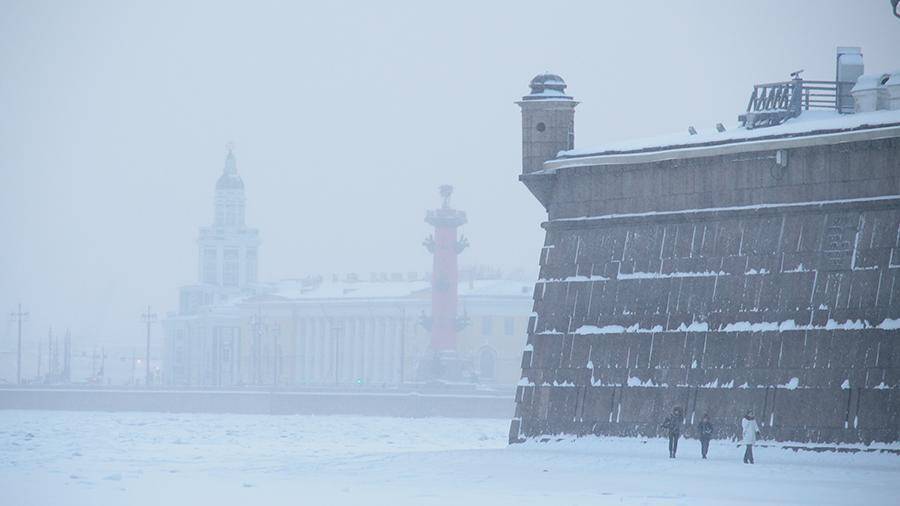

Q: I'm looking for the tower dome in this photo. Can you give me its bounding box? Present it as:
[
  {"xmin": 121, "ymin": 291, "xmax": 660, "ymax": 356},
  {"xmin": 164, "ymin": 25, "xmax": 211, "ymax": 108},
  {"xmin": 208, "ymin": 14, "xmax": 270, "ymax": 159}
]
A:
[
  {"xmin": 523, "ymin": 73, "xmax": 572, "ymax": 100},
  {"xmin": 216, "ymin": 149, "xmax": 244, "ymax": 190}
]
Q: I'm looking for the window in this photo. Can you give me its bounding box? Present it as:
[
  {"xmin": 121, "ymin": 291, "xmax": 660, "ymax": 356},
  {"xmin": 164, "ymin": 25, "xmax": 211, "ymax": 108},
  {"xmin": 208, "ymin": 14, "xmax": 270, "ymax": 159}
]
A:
[
  {"xmin": 298, "ymin": 319, "xmax": 306, "ymax": 338},
  {"xmin": 504, "ymin": 317, "xmax": 515, "ymax": 336},
  {"xmin": 202, "ymin": 248, "xmax": 217, "ymax": 284},
  {"xmin": 225, "ymin": 203, "xmax": 236, "ymax": 226},
  {"xmin": 536, "ymin": 122, "xmax": 546, "ymax": 132},
  {"xmin": 245, "ymin": 248, "xmax": 257, "ymax": 284},
  {"xmin": 481, "ymin": 316, "xmax": 493, "ymax": 336},
  {"xmin": 236, "ymin": 202, "xmax": 245, "ymax": 226},
  {"xmin": 223, "ymin": 249, "xmax": 239, "ymax": 286},
  {"xmin": 479, "ymin": 347, "xmax": 496, "ymax": 380},
  {"xmin": 215, "ymin": 202, "xmax": 224, "ymax": 225}
]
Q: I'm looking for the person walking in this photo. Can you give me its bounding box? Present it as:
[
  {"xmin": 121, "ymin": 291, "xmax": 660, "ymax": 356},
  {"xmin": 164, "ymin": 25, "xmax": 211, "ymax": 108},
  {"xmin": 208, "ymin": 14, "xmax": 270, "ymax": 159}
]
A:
[
  {"xmin": 741, "ymin": 409, "xmax": 760, "ymax": 464},
  {"xmin": 697, "ymin": 413, "xmax": 714, "ymax": 459},
  {"xmin": 661, "ymin": 406, "xmax": 684, "ymax": 458}
]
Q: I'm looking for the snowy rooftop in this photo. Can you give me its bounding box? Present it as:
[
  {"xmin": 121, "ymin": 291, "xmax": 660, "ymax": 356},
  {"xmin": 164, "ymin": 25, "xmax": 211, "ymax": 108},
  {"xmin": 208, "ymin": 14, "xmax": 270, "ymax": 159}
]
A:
[
  {"xmin": 520, "ymin": 72, "xmax": 573, "ymax": 102},
  {"xmin": 239, "ymin": 277, "xmax": 533, "ymax": 304},
  {"xmin": 554, "ymin": 109, "xmax": 900, "ymax": 162}
]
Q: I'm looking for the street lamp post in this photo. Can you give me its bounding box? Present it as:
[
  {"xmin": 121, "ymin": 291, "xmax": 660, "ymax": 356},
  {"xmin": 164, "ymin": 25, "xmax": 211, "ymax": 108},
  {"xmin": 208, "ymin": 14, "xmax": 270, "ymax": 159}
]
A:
[
  {"xmin": 10, "ymin": 303, "xmax": 28, "ymax": 384},
  {"xmin": 141, "ymin": 306, "xmax": 157, "ymax": 386}
]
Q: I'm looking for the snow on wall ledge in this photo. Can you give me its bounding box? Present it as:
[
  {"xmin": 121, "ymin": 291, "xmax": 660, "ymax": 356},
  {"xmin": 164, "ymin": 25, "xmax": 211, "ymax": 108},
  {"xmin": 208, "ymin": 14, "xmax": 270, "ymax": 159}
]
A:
[
  {"xmin": 512, "ymin": 132, "xmax": 900, "ymax": 446},
  {"xmin": 554, "ymin": 109, "xmax": 900, "ymax": 162}
]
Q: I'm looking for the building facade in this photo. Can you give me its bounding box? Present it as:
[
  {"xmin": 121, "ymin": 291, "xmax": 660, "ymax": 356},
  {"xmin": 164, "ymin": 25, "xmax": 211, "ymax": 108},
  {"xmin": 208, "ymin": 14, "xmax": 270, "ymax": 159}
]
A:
[
  {"xmin": 165, "ymin": 275, "xmax": 532, "ymax": 388},
  {"xmin": 163, "ymin": 151, "xmax": 532, "ymax": 388},
  {"xmin": 511, "ymin": 52, "xmax": 900, "ymax": 444}
]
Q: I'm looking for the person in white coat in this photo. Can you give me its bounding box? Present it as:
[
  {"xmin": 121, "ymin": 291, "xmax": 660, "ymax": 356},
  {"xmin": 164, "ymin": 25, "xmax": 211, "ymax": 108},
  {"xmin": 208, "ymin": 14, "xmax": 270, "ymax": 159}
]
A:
[{"xmin": 741, "ymin": 409, "xmax": 761, "ymax": 464}]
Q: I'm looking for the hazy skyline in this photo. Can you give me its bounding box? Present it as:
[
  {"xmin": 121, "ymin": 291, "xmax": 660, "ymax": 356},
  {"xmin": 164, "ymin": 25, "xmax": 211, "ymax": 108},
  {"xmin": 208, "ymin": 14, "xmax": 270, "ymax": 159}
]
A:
[{"xmin": 2, "ymin": 0, "xmax": 899, "ymax": 353}]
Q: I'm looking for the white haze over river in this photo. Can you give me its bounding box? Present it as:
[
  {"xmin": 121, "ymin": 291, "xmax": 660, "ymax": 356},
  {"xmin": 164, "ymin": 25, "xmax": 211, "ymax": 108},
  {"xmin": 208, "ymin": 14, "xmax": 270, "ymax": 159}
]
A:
[{"xmin": 2, "ymin": 411, "xmax": 898, "ymax": 506}]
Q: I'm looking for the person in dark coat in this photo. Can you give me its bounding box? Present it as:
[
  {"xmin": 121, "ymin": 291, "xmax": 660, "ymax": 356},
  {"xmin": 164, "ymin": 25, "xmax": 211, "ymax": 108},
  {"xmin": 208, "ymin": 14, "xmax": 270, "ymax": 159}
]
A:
[
  {"xmin": 697, "ymin": 413, "xmax": 713, "ymax": 459},
  {"xmin": 661, "ymin": 406, "xmax": 684, "ymax": 458}
]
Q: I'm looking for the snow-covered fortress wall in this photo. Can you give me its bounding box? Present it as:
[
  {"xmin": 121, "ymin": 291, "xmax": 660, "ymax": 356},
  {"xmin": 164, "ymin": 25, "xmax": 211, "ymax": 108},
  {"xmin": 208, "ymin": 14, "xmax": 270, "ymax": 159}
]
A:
[{"xmin": 511, "ymin": 74, "xmax": 900, "ymax": 445}]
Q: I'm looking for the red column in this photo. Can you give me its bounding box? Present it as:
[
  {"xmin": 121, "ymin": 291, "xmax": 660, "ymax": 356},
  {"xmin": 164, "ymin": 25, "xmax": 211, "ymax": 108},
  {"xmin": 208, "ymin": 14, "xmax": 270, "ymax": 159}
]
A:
[{"xmin": 424, "ymin": 186, "xmax": 468, "ymax": 352}]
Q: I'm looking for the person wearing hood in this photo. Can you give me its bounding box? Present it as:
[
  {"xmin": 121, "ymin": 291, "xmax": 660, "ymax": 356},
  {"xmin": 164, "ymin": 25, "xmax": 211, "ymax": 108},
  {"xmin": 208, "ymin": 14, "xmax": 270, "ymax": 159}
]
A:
[
  {"xmin": 661, "ymin": 406, "xmax": 684, "ymax": 458},
  {"xmin": 697, "ymin": 413, "xmax": 714, "ymax": 459},
  {"xmin": 741, "ymin": 409, "xmax": 761, "ymax": 464}
]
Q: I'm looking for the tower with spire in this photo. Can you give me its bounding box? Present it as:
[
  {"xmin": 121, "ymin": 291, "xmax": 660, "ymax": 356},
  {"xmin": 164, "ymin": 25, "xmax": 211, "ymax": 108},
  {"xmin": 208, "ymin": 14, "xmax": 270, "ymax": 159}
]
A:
[
  {"xmin": 164, "ymin": 145, "xmax": 261, "ymax": 386},
  {"xmin": 178, "ymin": 146, "xmax": 261, "ymax": 315},
  {"xmin": 199, "ymin": 145, "xmax": 260, "ymax": 289}
]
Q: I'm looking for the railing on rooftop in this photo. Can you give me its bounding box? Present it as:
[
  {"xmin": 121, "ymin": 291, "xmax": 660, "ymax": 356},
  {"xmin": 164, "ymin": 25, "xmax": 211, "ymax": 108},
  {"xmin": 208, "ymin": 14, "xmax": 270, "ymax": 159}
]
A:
[{"xmin": 739, "ymin": 77, "xmax": 855, "ymax": 129}]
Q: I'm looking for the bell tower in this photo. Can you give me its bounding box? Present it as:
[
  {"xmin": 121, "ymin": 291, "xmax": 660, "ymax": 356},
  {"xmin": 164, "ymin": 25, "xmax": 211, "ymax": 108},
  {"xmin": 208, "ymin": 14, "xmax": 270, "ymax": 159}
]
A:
[
  {"xmin": 197, "ymin": 145, "xmax": 261, "ymax": 291},
  {"xmin": 517, "ymin": 73, "xmax": 578, "ymax": 175}
]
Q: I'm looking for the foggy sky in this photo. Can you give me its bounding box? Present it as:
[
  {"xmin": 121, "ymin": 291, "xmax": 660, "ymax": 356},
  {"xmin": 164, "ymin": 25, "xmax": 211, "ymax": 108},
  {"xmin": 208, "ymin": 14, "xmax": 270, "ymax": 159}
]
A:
[{"xmin": 1, "ymin": 0, "xmax": 899, "ymax": 356}]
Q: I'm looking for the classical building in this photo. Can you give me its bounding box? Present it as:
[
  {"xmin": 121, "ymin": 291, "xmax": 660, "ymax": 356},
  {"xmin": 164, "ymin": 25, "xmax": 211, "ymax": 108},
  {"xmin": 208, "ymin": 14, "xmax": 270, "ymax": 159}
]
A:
[
  {"xmin": 511, "ymin": 48, "xmax": 900, "ymax": 444},
  {"xmin": 163, "ymin": 151, "xmax": 532, "ymax": 388},
  {"xmin": 162, "ymin": 148, "xmax": 259, "ymax": 386}
]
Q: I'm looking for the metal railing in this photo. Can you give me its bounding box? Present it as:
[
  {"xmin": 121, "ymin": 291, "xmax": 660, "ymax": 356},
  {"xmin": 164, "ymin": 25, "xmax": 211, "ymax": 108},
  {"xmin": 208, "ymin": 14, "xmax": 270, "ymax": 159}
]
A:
[{"xmin": 740, "ymin": 77, "xmax": 855, "ymax": 129}]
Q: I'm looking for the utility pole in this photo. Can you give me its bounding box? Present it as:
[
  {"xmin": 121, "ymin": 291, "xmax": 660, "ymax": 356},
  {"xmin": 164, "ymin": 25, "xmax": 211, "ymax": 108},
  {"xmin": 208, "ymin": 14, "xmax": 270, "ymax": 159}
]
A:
[
  {"xmin": 399, "ymin": 307, "xmax": 406, "ymax": 385},
  {"xmin": 52, "ymin": 330, "xmax": 59, "ymax": 380},
  {"xmin": 272, "ymin": 324, "xmax": 280, "ymax": 386},
  {"xmin": 332, "ymin": 321, "xmax": 339, "ymax": 386},
  {"xmin": 47, "ymin": 327, "xmax": 53, "ymax": 381},
  {"xmin": 9, "ymin": 303, "xmax": 28, "ymax": 384},
  {"xmin": 36, "ymin": 339, "xmax": 42, "ymax": 379},
  {"xmin": 141, "ymin": 306, "xmax": 157, "ymax": 386},
  {"xmin": 100, "ymin": 346, "xmax": 106, "ymax": 383},
  {"xmin": 62, "ymin": 329, "xmax": 71, "ymax": 383},
  {"xmin": 250, "ymin": 306, "xmax": 264, "ymax": 385}
]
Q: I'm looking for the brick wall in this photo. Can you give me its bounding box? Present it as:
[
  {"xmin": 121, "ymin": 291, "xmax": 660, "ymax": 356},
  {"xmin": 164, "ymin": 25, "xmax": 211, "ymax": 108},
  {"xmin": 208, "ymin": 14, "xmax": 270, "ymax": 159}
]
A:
[{"xmin": 511, "ymin": 136, "xmax": 900, "ymax": 444}]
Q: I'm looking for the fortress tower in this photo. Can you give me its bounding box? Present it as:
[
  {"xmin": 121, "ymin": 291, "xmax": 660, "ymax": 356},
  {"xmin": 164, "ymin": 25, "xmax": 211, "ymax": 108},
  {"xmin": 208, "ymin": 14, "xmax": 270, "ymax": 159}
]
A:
[
  {"xmin": 517, "ymin": 73, "xmax": 578, "ymax": 175},
  {"xmin": 511, "ymin": 56, "xmax": 900, "ymax": 446}
]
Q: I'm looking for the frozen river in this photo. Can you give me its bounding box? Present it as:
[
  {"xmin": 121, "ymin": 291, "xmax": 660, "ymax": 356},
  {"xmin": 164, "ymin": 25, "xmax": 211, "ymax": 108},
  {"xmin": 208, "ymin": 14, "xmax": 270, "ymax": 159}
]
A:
[{"xmin": 2, "ymin": 410, "xmax": 898, "ymax": 505}]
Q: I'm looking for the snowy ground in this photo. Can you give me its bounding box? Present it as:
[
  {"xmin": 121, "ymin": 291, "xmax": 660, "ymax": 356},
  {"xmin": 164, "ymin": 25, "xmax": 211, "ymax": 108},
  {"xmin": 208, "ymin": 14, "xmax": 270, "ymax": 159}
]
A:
[{"xmin": 2, "ymin": 411, "xmax": 898, "ymax": 506}]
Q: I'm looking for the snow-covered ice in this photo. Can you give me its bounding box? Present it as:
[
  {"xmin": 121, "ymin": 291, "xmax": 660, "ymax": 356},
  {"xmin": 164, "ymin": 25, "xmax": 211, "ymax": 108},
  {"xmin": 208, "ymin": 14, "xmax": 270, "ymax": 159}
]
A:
[{"xmin": 1, "ymin": 410, "xmax": 898, "ymax": 506}]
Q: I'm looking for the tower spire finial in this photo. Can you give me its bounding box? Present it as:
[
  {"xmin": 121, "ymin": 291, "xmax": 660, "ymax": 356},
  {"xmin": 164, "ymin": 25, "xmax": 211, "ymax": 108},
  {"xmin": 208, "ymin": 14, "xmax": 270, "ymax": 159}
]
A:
[
  {"xmin": 224, "ymin": 142, "xmax": 237, "ymax": 175},
  {"xmin": 439, "ymin": 184, "xmax": 453, "ymax": 209}
]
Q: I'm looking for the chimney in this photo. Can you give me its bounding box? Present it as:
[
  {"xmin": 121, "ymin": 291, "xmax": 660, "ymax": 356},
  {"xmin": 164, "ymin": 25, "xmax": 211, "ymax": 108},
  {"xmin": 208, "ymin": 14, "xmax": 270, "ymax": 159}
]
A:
[
  {"xmin": 851, "ymin": 74, "xmax": 887, "ymax": 113},
  {"xmin": 836, "ymin": 47, "xmax": 864, "ymax": 113},
  {"xmin": 885, "ymin": 71, "xmax": 900, "ymax": 111}
]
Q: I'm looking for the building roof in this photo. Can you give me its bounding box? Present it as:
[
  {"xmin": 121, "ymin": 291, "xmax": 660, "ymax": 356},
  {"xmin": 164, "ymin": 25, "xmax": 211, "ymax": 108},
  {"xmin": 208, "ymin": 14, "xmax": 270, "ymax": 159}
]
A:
[
  {"xmin": 520, "ymin": 72, "xmax": 573, "ymax": 101},
  {"xmin": 248, "ymin": 278, "xmax": 533, "ymax": 302},
  {"xmin": 547, "ymin": 109, "xmax": 900, "ymax": 170},
  {"xmin": 216, "ymin": 149, "xmax": 245, "ymax": 190},
  {"xmin": 216, "ymin": 173, "xmax": 245, "ymax": 190},
  {"xmin": 181, "ymin": 278, "xmax": 535, "ymax": 313}
]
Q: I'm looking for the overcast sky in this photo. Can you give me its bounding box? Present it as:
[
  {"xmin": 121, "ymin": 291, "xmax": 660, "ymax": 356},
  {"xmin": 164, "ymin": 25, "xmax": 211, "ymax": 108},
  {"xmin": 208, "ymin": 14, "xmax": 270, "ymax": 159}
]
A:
[{"xmin": 1, "ymin": 1, "xmax": 899, "ymax": 354}]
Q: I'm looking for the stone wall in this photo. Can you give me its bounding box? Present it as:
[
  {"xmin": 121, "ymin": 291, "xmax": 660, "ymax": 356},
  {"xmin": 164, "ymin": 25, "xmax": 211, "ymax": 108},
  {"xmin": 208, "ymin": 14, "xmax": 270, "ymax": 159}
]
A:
[
  {"xmin": 511, "ymin": 136, "xmax": 900, "ymax": 445},
  {"xmin": 543, "ymin": 137, "xmax": 900, "ymax": 220}
]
